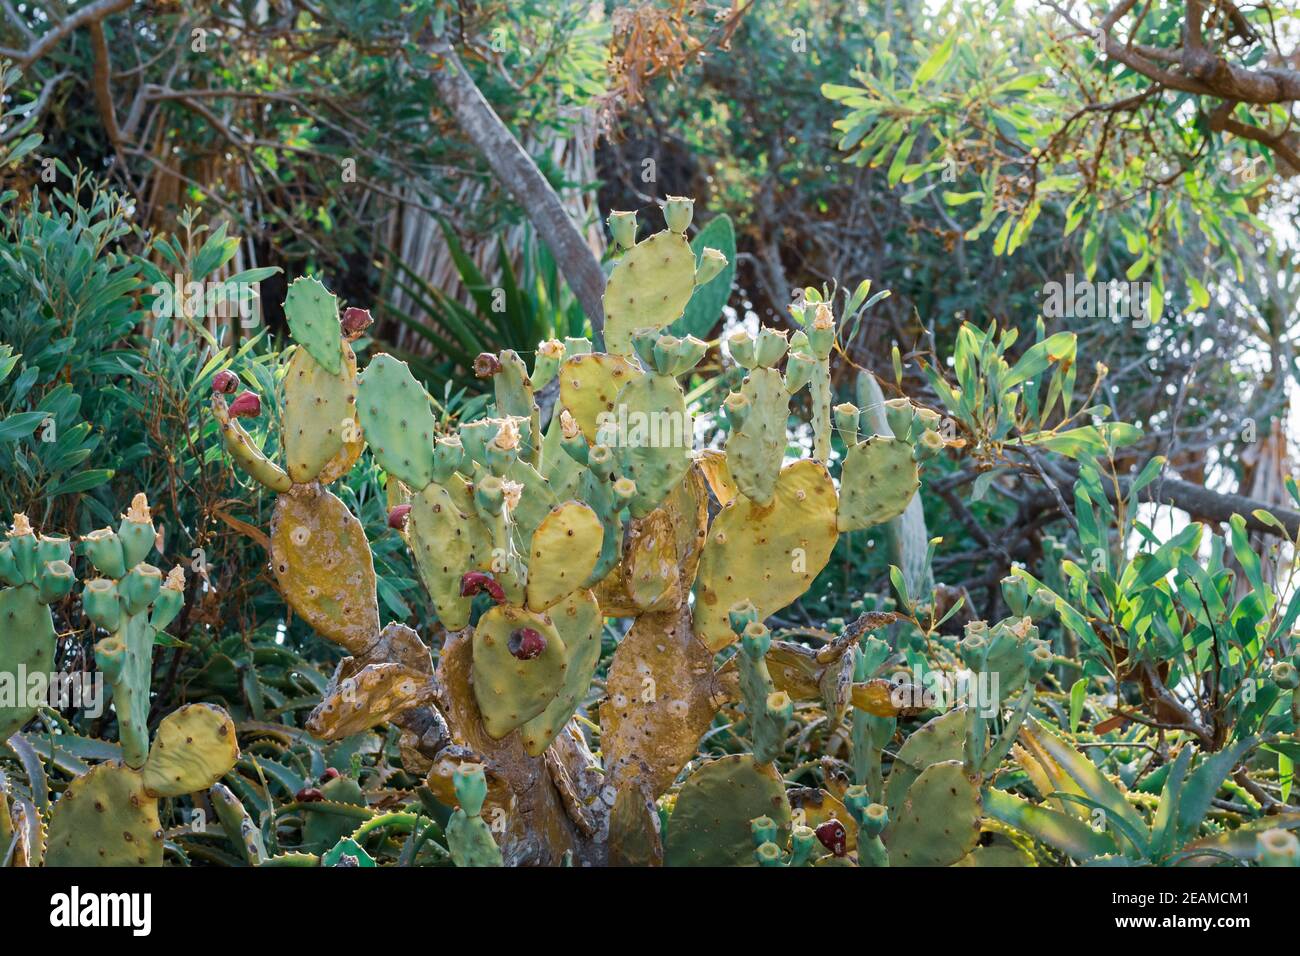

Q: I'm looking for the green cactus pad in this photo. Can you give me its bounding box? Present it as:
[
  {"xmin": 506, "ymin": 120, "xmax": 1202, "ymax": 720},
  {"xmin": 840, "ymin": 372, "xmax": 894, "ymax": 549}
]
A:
[
  {"xmin": 284, "ymin": 275, "xmax": 343, "ymax": 375},
  {"xmin": 270, "ymin": 489, "xmax": 380, "ymax": 656},
  {"xmin": 46, "ymin": 763, "xmax": 164, "ymax": 866},
  {"xmin": 406, "ymin": 477, "xmax": 488, "ymax": 632},
  {"xmin": 282, "ymin": 339, "xmax": 359, "ymax": 484},
  {"xmin": 604, "ymin": 230, "xmax": 697, "ymax": 357},
  {"xmin": 141, "ymin": 703, "xmax": 239, "ymax": 798},
  {"xmin": 883, "ymin": 759, "xmax": 982, "ymax": 866},
  {"xmin": 471, "ymin": 604, "xmax": 569, "ymax": 739},
  {"xmin": 837, "ymin": 435, "xmax": 920, "ymax": 531},
  {"xmin": 724, "ymin": 367, "xmax": 791, "ymax": 506},
  {"xmin": 356, "ymin": 353, "xmax": 438, "ymax": 490},
  {"xmin": 664, "ymin": 754, "xmax": 791, "ymax": 867},
  {"xmin": 520, "ymin": 588, "xmax": 603, "ymax": 756},
  {"xmin": 0, "ymin": 584, "xmax": 57, "ymax": 740},
  {"xmin": 693, "ymin": 459, "xmax": 839, "ymax": 651},
  {"xmin": 883, "ymin": 706, "xmax": 968, "ymax": 818},
  {"xmin": 558, "ymin": 352, "xmax": 643, "ymax": 442},
  {"xmin": 526, "ymin": 502, "xmax": 604, "ymax": 611},
  {"xmin": 611, "ymin": 372, "xmax": 693, "ymax": 517}
]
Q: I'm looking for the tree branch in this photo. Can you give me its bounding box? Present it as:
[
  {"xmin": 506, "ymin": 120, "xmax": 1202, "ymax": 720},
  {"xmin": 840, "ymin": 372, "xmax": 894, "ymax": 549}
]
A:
[{"xmin": 428, "ymin": 38, "xmax": 607, "ymax": 345}]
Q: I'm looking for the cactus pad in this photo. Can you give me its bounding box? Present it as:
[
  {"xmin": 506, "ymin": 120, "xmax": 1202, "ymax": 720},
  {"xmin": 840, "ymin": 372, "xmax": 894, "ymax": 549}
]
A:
[
  {"xmin": 611, "ymin": 372, "xmax": 693, "ymax": 517},
  {"xmin": 141, "ymin": 703, "xmax": 239, "ymax": 798},
  {"xmin": 603, "ymin": 230, "xmax": 697, "ymax": 356},
  {"xmin": 664, "ymin": 754, "xmax": 790, "ymax": 867},
  {"xmin": 519, "ymin": 589, "xmax": 602, "ymax": 755},
  {"xmin": 406, "ymin": 477, "xmax": 489, "ymax": 631},
  {"xmin": 356, "ymin": 353, "xmax": 438, "ymax": 489},
  {"xmin": 284, "ymin": 275, "xmax": 343, "ymax": 374},
  {"xmin": 693, "ymin": 459, "xmax": 839, "ymax": 651},
  {"xmin": 558, "ymin": 353, "xmax": 643, "ymax": 442},
  {"xmin": 837, "ymin": 435, "xmax": 920, "ymax": 531},
  {"xmin": 46, "ymin": 763, "xmax": 164, "ymax": 867},
  {"xmin": 883, "ymin": 706, "xmax": 968, "ymax": 818},
  {"xmin": 270, "ymin": 489, "xmax": 380, "ymax": 655},
  {"xmin": 0, "ymin": 585, "xmax": 57, "ymax": 740},
  {"xmin": 724, "ymin": 368, "xmax": 791, "ymax": 506},
  {"xmin": 472, "ymin": 605, "xmax": 570, "ymax": 739},
  {"xmin": 883, "ymin": 759, "xmax": 982, "ymax": 866},
  {"xmin": 282, "ymin": 340, "xmax": 359, "ymax": 483},
  {"xmin": 526, "ymin": 502, "xmax": 604, "ymax": 612}
]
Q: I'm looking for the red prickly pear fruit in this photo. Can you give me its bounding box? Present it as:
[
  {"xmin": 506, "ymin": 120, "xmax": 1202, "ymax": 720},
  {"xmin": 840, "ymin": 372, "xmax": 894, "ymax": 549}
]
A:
[
  {"xmin": 212, "ymin": 370, "xmax": 239, "ymax": 394},
  {"xmin": 473, "ymin": 352, "xmax": 502, "ymax": 378},
  {"xmin": 816, "ymin": 819, "xmax": 847, "ymax": 857},
  {"xmin": 460, "ymin": 571, "xmax": 506, "ymax": 604},
  {"xmin": 387, "ymin": 504, "xmax": 412, "ymax": 529},
  {"xmin": 341, "ymin": 307, "xmax": 373, "ymax": 339},
  {"xmin": 228, "ymin": 391, "xmax": 261, "ymax": 418},
  {"xmin": 320, "ymin": 768, "xmax": 341, "ymax": 783},
  {"xmin": 296, "ymin": 787, "xmax": 325, "ymax": 803},
  {"xmin": 508, "ymin": 627, "xmax": 546, "ymax": 661}
]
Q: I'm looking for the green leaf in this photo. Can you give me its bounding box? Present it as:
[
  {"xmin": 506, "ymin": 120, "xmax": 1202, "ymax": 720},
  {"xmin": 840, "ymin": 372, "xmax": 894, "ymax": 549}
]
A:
[
  {"xmin": 913, "ymin": 31, "xmax": 957, "ymax": 85},
  {"xmin": 1069, "ymin": 679, "xmax": 1086, "ymax": 734}
]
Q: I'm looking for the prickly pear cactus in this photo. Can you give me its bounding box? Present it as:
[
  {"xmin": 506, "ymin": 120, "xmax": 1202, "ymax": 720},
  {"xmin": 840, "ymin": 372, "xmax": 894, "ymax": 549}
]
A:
[
  {"xmin": 81, "ymin": 494, "xmax": 186, "ymax": 769},
  {"xmin": 199, "ymin": 200, "xmax": 1000, "ymax": 869},
  {"xmin": 0, "ymin": 514, "xmax": 73, "ymax": 739}
]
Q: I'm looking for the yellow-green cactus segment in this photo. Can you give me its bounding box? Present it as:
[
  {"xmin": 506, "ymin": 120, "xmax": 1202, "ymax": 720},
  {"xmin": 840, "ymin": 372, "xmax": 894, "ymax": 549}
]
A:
[
  {"xmin": 610, "ymin": 372, "xmax": 693, "ymax": 518},
  {"xmin": 141, "ymin": 703, "xmax": 240, "ymax": 798},
  {"xmin": 356, "ymin": 353, "xmax": 438, "ymax": 490},
  {"xmin": 502, "ymin": 457, "xmax": 559, "ymax": 549},
  {"xmin": 211, "ymin": 395, "xmax": 294, "ymax": 493},
  {"xmin": 284, "ymin": 275, "xmax": 343, "ymax": 375},
  {"xmin": 0, "ymin": 581, "xmax": 58, "ymax": 739},
  {"xmin": 558, "ymin": 352, "xmax": 643, "ymax": 443},
  {"xmin": 45, "ymin": 763, "xmax": 164, "ymax": 867},
  {"xmin": 883, "ymin": 707, "xmax": 968, "ymax": 819},
  {"xmin": 520, "ymin": 588, "xmax": 603, "ymax": 756},
  {"xmin": 603, "ymin": 230, "xmax": 697, "ymax": 357},
  {"xmin": 837, "ymin": 435, "xmax": 920, "ymax": 532},
  {"xmin": 882, "ymin": 759, "xmax": 982, "ymax": 866},
  {"xmin": 269, "ymin": 489, "xmax": 380, "ymax": 656},
  {"xmin": 471, "ymin": 604, "xmax": 569, "ymax": 739},
  {"xmin": 282, "ymin": 339, "xmax": 358, "ymax": 484},
  {"xmin": 664, "ymin": 754, "xmax": 791, "ymax": 867},
  {"xmin": 492, "ymin": 350, "xmax": 542, "ymax": 466},
  {"xmin": 693, "ymin": 459, "xmax": 839, "ymax": 651},
  {"xmin": 406, "ymin": 477, "xmax": 488, "ymax": 632},
  {"xmin": 724, "ymin": 367, "xmax": 791, "ymax": 507},
  {"xmin": 525, "ymin": 502, "xmax": 604, "ymax": 612}
]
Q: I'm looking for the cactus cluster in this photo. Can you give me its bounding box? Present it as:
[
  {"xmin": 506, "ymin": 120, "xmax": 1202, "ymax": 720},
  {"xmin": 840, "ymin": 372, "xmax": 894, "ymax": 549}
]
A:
[{"xmin": 1, "ymin": 500, "xmax": 241, "ymax": 867}]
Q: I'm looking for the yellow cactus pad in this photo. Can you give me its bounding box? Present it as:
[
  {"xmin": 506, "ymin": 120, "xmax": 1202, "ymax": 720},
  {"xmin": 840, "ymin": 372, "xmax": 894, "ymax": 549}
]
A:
[
  {"xmin": 693, "ymin": 459, "xmax": 839, "ymax": 651},
  {"xmin": 525, "ymin": 502, "xmax": 603, "ymax": 612},
  {"xmin": 270, "ymin": 489, "xmax": 380, "ymax": 655},
  {"xmin": 558, "ymin": 353, "xmax": 643, "ymax": 443},
  {"xmin": 282, "ymin": 340, "xmax": 358, "ymax": 483},
  {"xmin": 46, "ymin": 763, "xmax": 163, "ymax": 866},
  {"xmin": 141, "ymin": 703, "xmax": 240, "ymax": 798}
]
